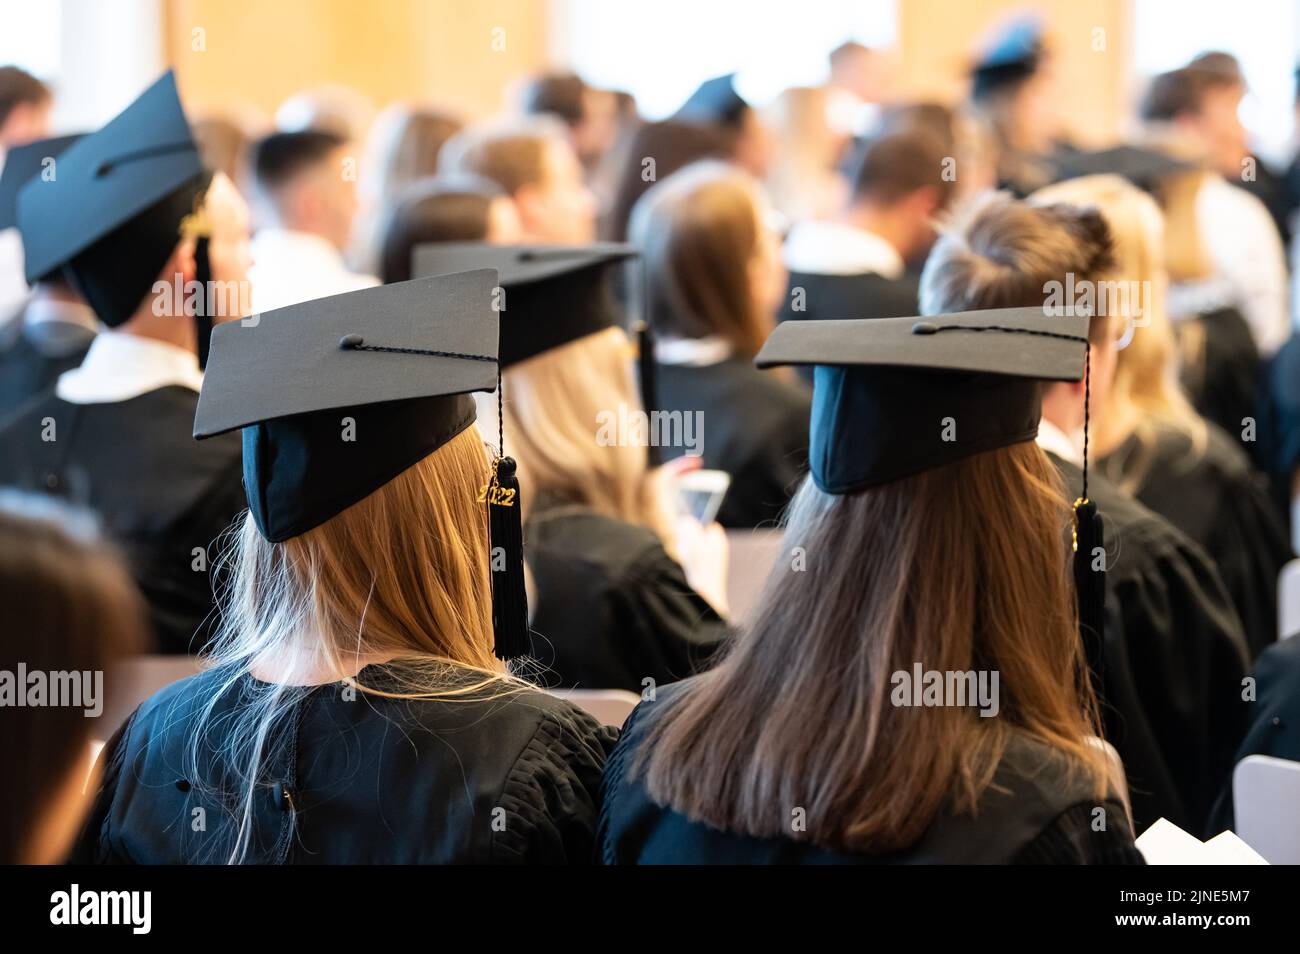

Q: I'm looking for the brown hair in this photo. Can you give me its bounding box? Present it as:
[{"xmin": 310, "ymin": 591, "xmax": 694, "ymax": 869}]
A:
[
  {"xmin": 377, "ymin": 175, "xmax": 504, "ymax": 283},
  {"xmin": 919, "ymin": 191, "xmax": 1115, "ymax": 343},
  {"xmin": 0, "ymin": 493, "xmax": 146, "ymax": 863},
  {"xmin": 195, "ymin": 425, "xmax": 508, "ymax": 862},
  {"xmin": 0, "ymin": 65, "xmax": 49, "ymax": 129},
  {"xmin": 629, "ymin": 160, "xmax": 772, "ymax": 356},
  {"xmin": 1141, "ymin": 67, "xmax": 1239, "ymax": 122},
  {"xmin": 603, "ymin": 120, "xmax": 730, "ymax": 240},
  {"xmin": 638, "ymin": 441, "xmax": 1108, "ymax": 852},
  {"xmin": 848, "ymin": 126, "xmax": 956, "ymax": 209},
  {"xmin": 438, "ymin": 117, "xmax": 566, "ymax": 197}
]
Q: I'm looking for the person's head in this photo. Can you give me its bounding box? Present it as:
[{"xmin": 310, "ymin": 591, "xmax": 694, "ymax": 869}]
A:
[
  {"xmin": 969, "ymin": 21, "xmax": 1060, "ymax": 158},
  {"xmin": 377, "ymin": 175, "xmax": 523, "ymax": 283},
  {"xmin": 192, "ymin": 114, "xmax": 255, "ymax": 192},
  {"xmin": 920, "ymin": 192, "xmax": 1117, "ymax": 434},
  {"xmin": 630, "ymin": 160, "xmax": 784, "ymax": 357},
  {"xmin": 521, "ymin": 71, "xmax": 619, "ymax": 169},
  {"xmin": 762, "ymin": 86, "xmax": 850, "ymax": 219},
  {"xmin": 1141, "ymin": 67, "xmax": 1248, "ymax": 179},
  {"xmin": 497, "ymin": 326, "xmax": 674, "ymax": 548},
  {"xmin": 439, "ymin": 118, "xmax": 596, "ymax": 244},
  {"xmin": 123, "ymin": 171, "xmax": 253, "ymax": 345},
  {"xmin": 1030, "ymin": 174, "xmax": 1204, "ymax": 464},
  {"xmin": 0, "ymin": 493, "xmax": 147, "ymax": 863},
  {"xmin": 250, "ymin": 129, "xmax": 358, "ymax": 250},
  {"xmin": 213, "ymin": 423, "xmax": 497, "ymax": 684},
  {"xmin": 844, "ymin": 126, "xmax": 957, "ymax": 262},
  {"xmin": 828, "ymin": 41, "xmax": 885, "ymax": 103},
  {"xmin": 359, "ymin": 104, "xmax": 463, "ymax": 209},
  {"xmin": 274, "ymin": 85, "xmax": 374, "ymax": 142},
  {"xmin": 0, "ymin": 66, "xmax": 51, "ymax": 148},
  {"xmin": 604, "ymin": 120, "xmax": 730, "ymax": 241},
  {"xmin": 636, "ymin": 433, "xmax": 1108, "ymax": 852}
]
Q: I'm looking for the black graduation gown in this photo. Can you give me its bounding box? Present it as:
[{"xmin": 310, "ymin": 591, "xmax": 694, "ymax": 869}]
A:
[
  {"xmin": 1097, "ymin": 421, "xmax": 1293, "ymax": 660},
  {"xmin": 1208, "ymin": 634, "xmax": 1300, "ymax": 833},
  {"xmin": 0, "ymin": 310, "xmax": 95, "ymax": 418},
  {"xmin": 1175, "ymin": 306, "xmax": 1261, "ymax": 442},
  {"xmin": 525, "ymin": 498, "xmax": 728, "ymax": 692},
  {"xmin": 0, "ymin": 386, "xmax": 245, "ymax": 653},
  {"xmin": 1050, "ymin": 454, "xmax": 1251, "ymax": 836},
  {"xmin": 654, "ymin": 356, "xmax": 810, "ymax": 528},
  {"xmin": 72, "ymin": 664, "xmax": 617, "ymax": 864},
  {"xmin": 598, "ymin": 682, "xmax": 1144, "ymax": 864},
  {"xmin": 778, "ymin": 270, "xmax": 919, "ymax": 385},
  {"xmin": 1258, "ymin": 332, "xmax": 1300, "ymax": 527}
]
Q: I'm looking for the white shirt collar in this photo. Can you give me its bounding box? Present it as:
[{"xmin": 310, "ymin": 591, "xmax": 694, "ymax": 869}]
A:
[
  {"xmin": 1035, "ymin": 417, "xmax": 1082, "ymax": 464},
  {"xmin": 782, "ymin": 220, "xmax": 905, "ymax": 278},
  {"xmin": 248, "ymin": 228, "xmax": 378, "ymax": 313},
  {"xmin": 57, "ymin": 330, "xmax": 203, "ymax": 404},
  {"xmin": 654, "ymin": 334, "xmax": 733, "ymax": 367}
]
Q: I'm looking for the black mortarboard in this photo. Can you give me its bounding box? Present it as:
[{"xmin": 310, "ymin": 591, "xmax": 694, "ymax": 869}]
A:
[
  {"xmin": 17, "ymin": 71, "xmax": 208, "ymax": 327},
  {"xmin": 755, "ymin": 307, "xmax": 1087, "ymax": 493},
  {"xmin": 757, "ymin": 305, "xmax": 1106, "ymax": 690},
  {"xmin": 0, "ymin": 134, "xmax": 81, "ymax": 232},
  {"xmin": 411, "ymin": 242, "xmax": 638, "ymax": 367},
  {"xmin": 194, "ymin": 269, "xmax": 531, "ymax": 658},
  {"xmin": 1051, "ymin": 145, "xmax": 1195, "ymax": 194},
  {"xmin": 674, "ymin": 73, "xmax": 750, "ymax": 127},
  {"xmin": 971, "ymin": 16, "xmax": 1045, "ymax": 100}
]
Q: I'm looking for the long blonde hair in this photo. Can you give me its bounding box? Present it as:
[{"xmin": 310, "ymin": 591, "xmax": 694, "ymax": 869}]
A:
[
  {"xmin": 497, "ymin": 326, "xmax": 677, "ymax": 550},
  {"xmin": 1030, "ymin": 174, "xmax": 1206, "ymax": 488},
  {"xmin": 190, "ymin": 423, "xmax": 513, "ymax": 863},
  {"xmin": 638, "ymin": 441, "xmax": 1109, "ymax": 853}
]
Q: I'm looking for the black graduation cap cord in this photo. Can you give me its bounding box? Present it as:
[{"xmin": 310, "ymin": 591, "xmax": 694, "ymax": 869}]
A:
[
  {"xmin": 93, "ymin": 141, "xmax": 199, "ymax": 177},
  {"xmin": 337, "ymin": 333, "xmax": 531, "ymax": 661}
]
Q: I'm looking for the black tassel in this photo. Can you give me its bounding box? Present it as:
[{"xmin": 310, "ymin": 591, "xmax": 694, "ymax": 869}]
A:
[
  {"xmin": 635, "ymin": 321, "xmax": 660, "ymax": 467},
  {"xmin": 1072, "ymin": 497, "xmax": 1106, "ymax": 696},
  {"xmin": 487, "ymin": 455, "xmax": 530, "ymax": 660},
  {"xmin": 194, "ymin": 236, "xmax": 213, "ymax": 370}
]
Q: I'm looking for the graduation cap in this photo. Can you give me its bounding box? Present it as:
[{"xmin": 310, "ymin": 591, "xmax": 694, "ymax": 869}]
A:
[
  {"xmin": 16, "ymin": 71, "xmax": 209, "ymax": 328},
  {"xmin": 193, "ymin": 269, "xmax": 531, "ymax": 659},
  {"xmin": 0, "ymin": 134, "xmax": 81, "ymax": 233},
  {"xmin": 1051, "ymin": 145, "xmax": 1195, "ymax": 194},
  {"xmin": 674, "ymin": 73, "xmax": 750, "ymax": 128},
  {"xmin": 411, "ymin": 242, "xmax": 638, "ymax": 366},
  {"xmin": 970, "ymin": 16, "xmax": 1045, "ymax": 100},
  {"xmin": 757, "ymin": 306, "xmax": 1105, "ymax": 684}
]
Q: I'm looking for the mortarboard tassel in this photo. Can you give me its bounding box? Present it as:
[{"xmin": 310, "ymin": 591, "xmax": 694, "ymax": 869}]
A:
[
  {"xmin": 180, "ymin": 194, "xmax": 214, "ymax": 370},
  {"xmin": 1072, "ymin": 347, "xmax": 1106, "ymax": 697},
  {"xmin": 336, "ymin": 333, "xmax": 531, "ymax": 660},
  {"xmin": 635, "ymin": 321, "xmax": 661, "ymax": 467},
  {"xmin": 486, "ymin": 380, "xmax": 531, "ymax": 660}
]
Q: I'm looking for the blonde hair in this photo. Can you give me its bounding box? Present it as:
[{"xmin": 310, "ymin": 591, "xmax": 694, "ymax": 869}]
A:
[
  {"xmin": 1029, "ymin": 174, "xmax": 1206, "ymax": 486},
  {"xmin": 638, "ymin": 441, "xmax": 1109, "ymax": 853},
  {"xmin": 190, "ymin": 423, "xmax": 516, "ymax": 863},
  {"xmin": 497, "ymin": 326, "xmax": 677, "ymax": 551}
]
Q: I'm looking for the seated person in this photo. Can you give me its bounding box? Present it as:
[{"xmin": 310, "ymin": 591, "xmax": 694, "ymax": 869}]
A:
[
  {"xmin": 0, "ymin": 492, "xmax": 146, "ymax": 864},
  {"xmin": 247, "ymin": 129, "xmax": 377, "ymax": 311},
  {"xmin": 73, "ymin": 274, "xmax": 615, "ymax": 864},
  {"xmin": 377, "ymin": 174, "xmax": 522, "ymax": 283},
  {"xmin": 602, "ymin": 309, "xmax": 1142, "ymax": 864},
  {"xmin": 919, "ymin": 192, "xmax": 1252, "ymax": 835},
  {"xmin": 1033, "ymin": 174, "xmax": 1292, "ymax": 659},
  {"xmin": 415, "ymin": 242, "xmax": 730, "ymax": 693},
  {"xmin": 630, "ymin": 160, "xmax": 810, "ymax": 528}
]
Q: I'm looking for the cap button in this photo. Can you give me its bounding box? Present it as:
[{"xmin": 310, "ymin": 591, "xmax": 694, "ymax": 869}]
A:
[
  {"xmin": 339, "ymin": 334, "xmax": 365, "ymax": 350},
  {"xmin": 911, "ymin": 321, "xmax": 939, "ymax": 335}
]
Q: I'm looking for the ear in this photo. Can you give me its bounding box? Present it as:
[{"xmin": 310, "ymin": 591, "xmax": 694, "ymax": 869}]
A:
[
  {"xmin": 512, "ymin": 183, "xmax": 543, "ymax": 228},
  {"xmin": 170, "ymin": 236, "xmax": 199, "ymax": 287},
  {"xmin": 908, "ymin": 185, "xmax": 942, "ymax": 220}
]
